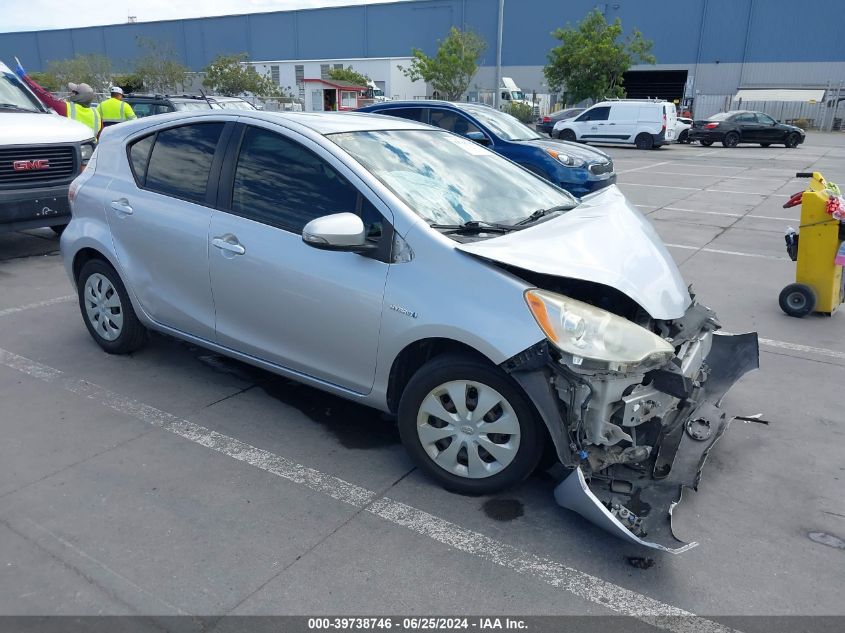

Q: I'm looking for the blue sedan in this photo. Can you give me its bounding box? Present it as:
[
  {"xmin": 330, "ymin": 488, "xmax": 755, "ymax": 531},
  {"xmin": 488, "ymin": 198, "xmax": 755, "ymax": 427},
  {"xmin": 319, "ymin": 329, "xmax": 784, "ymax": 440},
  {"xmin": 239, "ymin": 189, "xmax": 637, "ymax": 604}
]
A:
[{"xmin": 357, "ymin": 101, "xmax": 616, "ymax": 197}]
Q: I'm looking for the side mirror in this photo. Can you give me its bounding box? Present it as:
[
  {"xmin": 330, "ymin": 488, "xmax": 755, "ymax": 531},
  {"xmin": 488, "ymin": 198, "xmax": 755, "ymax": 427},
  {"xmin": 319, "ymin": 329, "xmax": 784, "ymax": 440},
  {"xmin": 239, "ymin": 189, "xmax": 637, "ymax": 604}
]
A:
[
  {"xmin": 302, "ymin": 213, "xmax": 376, "ymax": 253},
  {"xmin": 465, "ymin": 131, "xmax": 490, "ymax": 145}
]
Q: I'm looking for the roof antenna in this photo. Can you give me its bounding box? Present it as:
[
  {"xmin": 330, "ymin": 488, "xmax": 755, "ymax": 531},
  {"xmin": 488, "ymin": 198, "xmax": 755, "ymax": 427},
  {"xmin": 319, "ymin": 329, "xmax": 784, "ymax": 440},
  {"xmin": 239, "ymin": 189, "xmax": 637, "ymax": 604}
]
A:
[{"xmin": 199, "ymin": 88, "xmax": 214, "ymax": 109}]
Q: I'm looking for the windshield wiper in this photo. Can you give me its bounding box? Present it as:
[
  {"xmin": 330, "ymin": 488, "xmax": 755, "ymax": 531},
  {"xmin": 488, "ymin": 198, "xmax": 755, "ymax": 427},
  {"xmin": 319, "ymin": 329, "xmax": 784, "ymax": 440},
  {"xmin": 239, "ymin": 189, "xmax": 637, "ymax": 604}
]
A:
[
  {"xmin": 429, "ymin": 220, "xmax": 515, "ymax": 233},
  {"xmin": 512, "ymin": 204, "xmax": 573, "ymax": 226},
  {"xmin": 0, "ymin": 103, "xmax": 38, "ymax": 113}
]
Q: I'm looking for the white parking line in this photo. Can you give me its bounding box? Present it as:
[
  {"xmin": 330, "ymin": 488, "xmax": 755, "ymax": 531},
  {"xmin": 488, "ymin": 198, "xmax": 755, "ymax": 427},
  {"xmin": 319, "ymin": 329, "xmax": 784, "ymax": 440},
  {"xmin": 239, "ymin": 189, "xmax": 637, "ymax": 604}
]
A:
[
  {"xmin": 616, "ymin": 161, "xmax": 670, "ymax": 174},
  {"xmin": 645, "ymin": 171, "xmax": 797, "ymax": 182},
  {"xmin": 759, "ymin": 338, "xmax": 845, "ymax": 361},
  {"xmin": 666, "ymin": 244, "xmax": 787, "ymax": 261},
  {"xmin": 0, "ymin": 295, "xmax": 74, "ymax": 318},
  {"xmin": 618, "ymin": 183, "xmax": 701, "ymax": 191},
  {"xmin": 0, "ymin": 346, "xmax": 739, "ymax": 633},
  {"xmin": 619, "ymin": 183, "xmax": 789, "ymax": 197},
  {"xmin": 661, "ymin": 207, "xmax": 797, "ymax": 222}
]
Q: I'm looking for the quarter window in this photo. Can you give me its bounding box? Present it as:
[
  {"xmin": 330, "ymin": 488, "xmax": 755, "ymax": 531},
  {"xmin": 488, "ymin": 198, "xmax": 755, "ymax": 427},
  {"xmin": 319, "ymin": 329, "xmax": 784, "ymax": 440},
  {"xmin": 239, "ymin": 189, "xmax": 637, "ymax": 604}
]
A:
[
  {"xmin": 128, "ymin": 134, "xmax": 155, "ymax": 185},
  {"xmin": 231, "ymin": 126, "xmax": 382, "ymax": 237},
  {"xmin": 144, "ymin": 123, "xmax": 224, "ymax": 205}
]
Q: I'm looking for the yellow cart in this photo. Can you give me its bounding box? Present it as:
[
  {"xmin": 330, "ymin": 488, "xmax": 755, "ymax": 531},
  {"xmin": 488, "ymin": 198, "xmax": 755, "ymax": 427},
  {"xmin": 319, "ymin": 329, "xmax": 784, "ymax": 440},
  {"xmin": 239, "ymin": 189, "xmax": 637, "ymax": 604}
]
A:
[{"xmin": 779, "ymin": 172, "xmax": 845, "ymax": 317}]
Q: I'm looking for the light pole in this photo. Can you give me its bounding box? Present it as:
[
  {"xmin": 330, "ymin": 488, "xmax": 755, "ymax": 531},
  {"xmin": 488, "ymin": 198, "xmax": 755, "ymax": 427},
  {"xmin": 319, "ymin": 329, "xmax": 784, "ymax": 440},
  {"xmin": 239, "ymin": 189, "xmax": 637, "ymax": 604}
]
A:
[{"xmin": 494, "ymin": 0, "xmax": 504, "ymax": 109}]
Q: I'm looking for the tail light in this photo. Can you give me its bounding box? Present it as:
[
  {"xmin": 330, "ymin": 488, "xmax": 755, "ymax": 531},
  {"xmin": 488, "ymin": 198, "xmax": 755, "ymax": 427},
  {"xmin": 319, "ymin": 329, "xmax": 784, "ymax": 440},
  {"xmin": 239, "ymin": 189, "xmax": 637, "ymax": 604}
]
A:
[
  {"xmin": 661, "ymin": 113, "xmax": 666, "ymax": 132},
  {"xmin": 542, "ymin": 116, "xmax": 551, "ymax": 123},
  {"xmin": 704, "ymin": 122, "xmax": 719, "ymax": 129}
]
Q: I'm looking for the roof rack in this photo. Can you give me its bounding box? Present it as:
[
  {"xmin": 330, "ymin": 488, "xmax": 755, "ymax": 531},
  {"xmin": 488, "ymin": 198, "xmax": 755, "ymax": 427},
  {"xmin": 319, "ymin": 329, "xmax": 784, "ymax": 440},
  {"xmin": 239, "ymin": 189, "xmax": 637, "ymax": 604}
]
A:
[{"xmin": 602, "ymin": 97, "xmax": 666, "ymax": 102}]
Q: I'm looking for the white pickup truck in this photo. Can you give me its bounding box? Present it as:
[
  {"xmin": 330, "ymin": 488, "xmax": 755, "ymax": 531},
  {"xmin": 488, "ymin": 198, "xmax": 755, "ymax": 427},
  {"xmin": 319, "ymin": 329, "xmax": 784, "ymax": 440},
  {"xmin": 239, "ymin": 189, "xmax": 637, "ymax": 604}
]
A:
[{"xmin": 0, "ymin": 61, "xmax": 96, "ymax": 234}]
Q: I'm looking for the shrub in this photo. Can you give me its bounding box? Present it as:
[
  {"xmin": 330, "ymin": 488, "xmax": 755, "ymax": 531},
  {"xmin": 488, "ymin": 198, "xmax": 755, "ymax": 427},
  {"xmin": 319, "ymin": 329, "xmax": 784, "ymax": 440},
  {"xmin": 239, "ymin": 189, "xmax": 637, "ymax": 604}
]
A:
[{"xmin": 507, "ymin": 101, "xmax": 534, "ymax": 123}]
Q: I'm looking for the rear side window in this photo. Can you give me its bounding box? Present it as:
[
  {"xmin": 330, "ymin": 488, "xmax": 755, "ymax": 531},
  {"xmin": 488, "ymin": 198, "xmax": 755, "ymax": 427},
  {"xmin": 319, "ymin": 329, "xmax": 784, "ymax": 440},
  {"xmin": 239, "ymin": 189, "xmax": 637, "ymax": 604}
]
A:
[
  {"xmin": 128, "ymin": 134, "xmax": 155, "ymax": 185},
  {"xmin": 231, "ymin": 126, "xmax": 381, "ymax": 236},
  {"xmin": 378, "ymin": 108, "xmax": 425, "ymax": 122},
  {"xmin": 145, "ymin": 123, "xmax": 224, "ymax": 205},
  {"xmin": 735, "ymin": 113, "xmax": 757, "ymax": 123},
  {"xmin": 429, "ymin": 109, "xmax": 483, "ymax": 136},
  {"xmin": 129, "ymin": 102, "xmax": 155, "ymax": 118}
]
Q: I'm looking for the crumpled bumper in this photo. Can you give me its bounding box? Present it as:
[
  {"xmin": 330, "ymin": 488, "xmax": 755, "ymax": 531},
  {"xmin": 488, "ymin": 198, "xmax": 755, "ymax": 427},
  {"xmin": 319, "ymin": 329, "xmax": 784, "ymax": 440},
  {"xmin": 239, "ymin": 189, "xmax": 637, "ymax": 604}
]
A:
[{"xmin": 553, "ymin": 331, "xmax": 759, "ymax": 553}]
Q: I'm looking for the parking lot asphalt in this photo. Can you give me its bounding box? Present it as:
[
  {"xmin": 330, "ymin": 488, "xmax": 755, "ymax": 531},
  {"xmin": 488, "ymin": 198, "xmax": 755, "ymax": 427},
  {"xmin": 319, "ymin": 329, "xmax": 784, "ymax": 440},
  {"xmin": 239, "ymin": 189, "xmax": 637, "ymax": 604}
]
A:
[{"xmin": 1, "ymin": 131, "xmax": 844, "ymax": 626}]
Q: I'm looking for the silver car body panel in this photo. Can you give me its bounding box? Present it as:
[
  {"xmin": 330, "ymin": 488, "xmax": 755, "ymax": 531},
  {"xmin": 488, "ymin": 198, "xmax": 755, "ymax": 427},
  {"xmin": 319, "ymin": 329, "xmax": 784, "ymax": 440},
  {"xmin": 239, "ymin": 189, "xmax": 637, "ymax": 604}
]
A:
[
  {"xmin": 61, "ymin": 110, "xmax": 759, "ymax": 552},
  {"xmin": 456, "ymin": 186, "xmax": 692, "ymax": 320}
]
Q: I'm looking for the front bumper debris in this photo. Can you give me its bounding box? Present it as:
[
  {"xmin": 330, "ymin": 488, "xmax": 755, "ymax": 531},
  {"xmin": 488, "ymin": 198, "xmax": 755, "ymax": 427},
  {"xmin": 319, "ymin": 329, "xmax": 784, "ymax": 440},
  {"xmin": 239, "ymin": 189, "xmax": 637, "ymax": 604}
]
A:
[{"xmin": 552, "ymin": 331, "xmax": 759, "ymax": 553}]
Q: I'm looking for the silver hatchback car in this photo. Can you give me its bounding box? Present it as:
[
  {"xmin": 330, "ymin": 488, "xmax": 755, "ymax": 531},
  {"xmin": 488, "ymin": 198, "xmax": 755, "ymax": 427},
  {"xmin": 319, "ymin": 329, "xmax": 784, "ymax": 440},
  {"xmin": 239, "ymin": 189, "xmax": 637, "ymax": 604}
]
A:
[{"xmin": 62, "ymin": 110, "xmax": 758, "ymax": 552}]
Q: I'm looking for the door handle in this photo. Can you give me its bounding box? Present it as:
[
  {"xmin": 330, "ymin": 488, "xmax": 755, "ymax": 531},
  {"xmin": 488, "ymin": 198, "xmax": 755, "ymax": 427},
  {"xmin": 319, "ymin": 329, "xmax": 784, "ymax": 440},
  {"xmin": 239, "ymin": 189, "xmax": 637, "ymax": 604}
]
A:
[
  {"xmin": 110, "ymin": 199, "xmax": 133, "ymax": 215},
  {"xmin": 212, "ymin": 236, "xmax": 245, "ymax": 255},
  {"xmin": 608, "ymin": 123, "xmax": 616, "ymax": 125}
]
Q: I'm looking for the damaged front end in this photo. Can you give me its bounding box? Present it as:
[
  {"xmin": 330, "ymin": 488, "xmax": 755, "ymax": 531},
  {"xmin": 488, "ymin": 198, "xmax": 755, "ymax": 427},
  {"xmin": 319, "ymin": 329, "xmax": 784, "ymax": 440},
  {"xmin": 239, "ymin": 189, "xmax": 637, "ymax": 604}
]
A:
[{"xmin": 504, "ymin": 300, "xmax": 759, "ymax": 553}]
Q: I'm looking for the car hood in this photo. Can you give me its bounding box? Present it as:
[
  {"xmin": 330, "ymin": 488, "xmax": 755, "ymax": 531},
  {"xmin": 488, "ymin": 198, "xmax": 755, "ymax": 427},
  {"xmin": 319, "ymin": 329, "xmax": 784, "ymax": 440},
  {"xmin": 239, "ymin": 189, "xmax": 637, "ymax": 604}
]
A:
[
  {"xmin": 0, "ymin": 111, "xmax": 92, "ymax": 144},
  {"xmin": 518, "ymin": 137, "xmax": 610, "ymax": 163},
  {"xmin": 456, "ymin": 186, "xmax": 691, "ymax": 319}
]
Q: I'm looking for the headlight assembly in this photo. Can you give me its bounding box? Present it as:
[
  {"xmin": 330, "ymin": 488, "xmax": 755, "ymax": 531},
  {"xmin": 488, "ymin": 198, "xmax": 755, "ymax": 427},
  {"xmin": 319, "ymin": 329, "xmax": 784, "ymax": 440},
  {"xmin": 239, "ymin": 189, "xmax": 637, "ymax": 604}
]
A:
[
  {"xmin": 524, "ymin": 289, "xmax": 675, "ymax": 369},
  {"xmin": 545, "ymin": 148, "xmax": 585, "ymax": 168},
  {"xmin": 80, "ymin": 141, "xmax": 96, "ymax": 163}
]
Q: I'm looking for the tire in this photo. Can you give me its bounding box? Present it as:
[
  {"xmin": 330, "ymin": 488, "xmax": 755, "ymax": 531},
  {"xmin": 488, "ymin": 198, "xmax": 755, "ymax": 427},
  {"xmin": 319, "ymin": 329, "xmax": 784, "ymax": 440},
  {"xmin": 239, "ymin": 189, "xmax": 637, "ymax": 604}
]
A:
[
  {"xmin": 722, "ymin": 132, "xmax": 739, "ymax": 148},
  {"xmin": 50, "ymin": 224, "xmax": 67, "ymax": 236},
  {"xmin": 678, "ymin": 130, "xmax": 689, "ymax": 144},
  {"xmin": 785, "ymin": 133, "xmax": 800, "ymax": 149},
  {"xmin": 700, "ymin": 140, "xmax": 714, "ymax": 147},
  {"xmin": 779, "ymin": 283, "xmax": 817, "ymax": 318},
  {"xmin": 559, "ymin": 129, "xmax": 576, "ymax": 142},
  {"xmin": 397, "ymin": 354, "xmax": 544, "ymax": 495},
  {"xmin": 635, "ymin": 133, "xmax": 654, "ymax": 150},
  {"xmin": 77, "ymin": 259, "xmax": 147, "ymax": 354},
  {"xmin": 760, "ymin": 143, "xmax": 771, "ymax": 148}
]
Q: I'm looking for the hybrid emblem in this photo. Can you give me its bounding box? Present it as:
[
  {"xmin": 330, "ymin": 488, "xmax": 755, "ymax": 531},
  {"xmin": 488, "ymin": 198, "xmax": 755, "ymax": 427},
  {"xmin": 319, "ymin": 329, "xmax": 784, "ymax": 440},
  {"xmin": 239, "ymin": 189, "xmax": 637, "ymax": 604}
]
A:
[
  {"xmin": 13, "ymin": 159, "xmax": 50, "ymax": 171},
  {"xmin": 389, "ymin": 305, "xmax": 418, "ymax": 319}
]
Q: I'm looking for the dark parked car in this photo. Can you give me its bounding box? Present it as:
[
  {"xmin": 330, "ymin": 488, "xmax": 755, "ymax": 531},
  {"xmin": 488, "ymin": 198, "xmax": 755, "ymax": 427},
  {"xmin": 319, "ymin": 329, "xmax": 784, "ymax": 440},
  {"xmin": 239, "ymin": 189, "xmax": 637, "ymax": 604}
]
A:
[
  {"xmin": 358, "ymin": 101, "xmax": 615, "ymax": 197},
  {"xmin": 689, "ymin": 110, "xmax": 805, "ymax": 148},
  {"xmin": 536, "ymin": 107, "xmax": 585, "ymax": 136},
  {"xmin": 123, "ymin": 94, "xmax": 213, "ymax": 118}
]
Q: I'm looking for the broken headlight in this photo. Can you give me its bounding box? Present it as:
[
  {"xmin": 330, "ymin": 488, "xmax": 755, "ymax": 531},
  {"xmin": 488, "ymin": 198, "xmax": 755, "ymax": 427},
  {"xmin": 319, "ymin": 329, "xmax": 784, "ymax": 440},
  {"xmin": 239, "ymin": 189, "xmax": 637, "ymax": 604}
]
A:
[{"xmin": 524, "ymin": 289, "xmax": 674, "ymax": 368}]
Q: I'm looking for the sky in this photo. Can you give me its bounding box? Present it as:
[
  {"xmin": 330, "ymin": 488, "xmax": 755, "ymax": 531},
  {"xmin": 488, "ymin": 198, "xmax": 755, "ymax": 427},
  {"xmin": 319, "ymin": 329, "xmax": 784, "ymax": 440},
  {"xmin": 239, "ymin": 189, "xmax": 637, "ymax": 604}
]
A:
[{"xmin": 0, "ymin": 0, "xmax": 411, "ymax": 33}]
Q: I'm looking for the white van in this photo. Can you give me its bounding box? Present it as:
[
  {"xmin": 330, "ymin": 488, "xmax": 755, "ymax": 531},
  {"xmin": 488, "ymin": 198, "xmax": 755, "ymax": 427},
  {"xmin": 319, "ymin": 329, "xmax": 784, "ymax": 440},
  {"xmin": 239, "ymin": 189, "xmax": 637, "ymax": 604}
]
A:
[
  {"xmin": 0, "ymin": 61, "xmax": 96, "ymax": 234},
  {"xmin": 553, "ymin": 99, "xmax": 678, "ymax": 150}
]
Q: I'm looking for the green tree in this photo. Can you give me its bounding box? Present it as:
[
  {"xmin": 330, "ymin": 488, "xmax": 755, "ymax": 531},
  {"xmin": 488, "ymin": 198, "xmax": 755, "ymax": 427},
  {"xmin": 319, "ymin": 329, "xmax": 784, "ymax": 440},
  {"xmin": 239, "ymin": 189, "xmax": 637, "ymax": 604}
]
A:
[
  {"xmin": 132, "ymin": 37, "xmax": 189, "ymax": 94},
  {"xmin": 202, "ymin": 53, "xmax": 283, "ymax": 97},
  {"xmin": 328, "ymin": 65, "xmax": 369, "ymax": 86},
  {"xmin": 28, "ymin": 71, "xmax": 60, "ymax": 92},
  {"xmin": 111, "ymin": 72, "xmax": 145, "ymax": 94},
  {"xmin": 543, "ymin": 9, "xmax": 655, "ymax": 103},
  {"xmin": 399, "ymin": 27, "xmax": 486, "ymax": 100},
  {"xmin": 507, "ymin": 101, "xmax": 534, "ymax": 123},
  {"xmin": 46, "ymin": 53, "xmax": 112, "ymax": 94}
]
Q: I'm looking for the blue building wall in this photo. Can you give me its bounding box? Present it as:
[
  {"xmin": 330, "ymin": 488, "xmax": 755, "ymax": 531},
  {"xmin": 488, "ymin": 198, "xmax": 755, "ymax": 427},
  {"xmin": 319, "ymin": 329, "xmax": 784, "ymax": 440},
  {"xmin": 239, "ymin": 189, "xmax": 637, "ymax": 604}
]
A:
[{"xmin": 1, "ymin": 0, "xmax": 843, "ymax": 72}]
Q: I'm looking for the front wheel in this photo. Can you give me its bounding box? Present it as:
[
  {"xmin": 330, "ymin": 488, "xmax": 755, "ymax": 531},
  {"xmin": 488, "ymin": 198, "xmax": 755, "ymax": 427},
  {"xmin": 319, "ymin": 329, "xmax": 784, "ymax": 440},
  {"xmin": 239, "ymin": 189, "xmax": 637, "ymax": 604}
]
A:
[
  {"xmin": 722, "ymin": 132, "xmax": 740, "ymax": 148},
  {"xmin": 559, "ymin": 129, "xmax": 576, "ymax": 142},
  {"xmin": 678, "ymin": 130, "xmax": 689, "ymax": 144},
  {"xmin": 785, "ymin": 133, "xmax": 801, "ymax": 148},
  {"xmin": 397, "ymin": 355, "xmax": 544, "ymax": 495},
  {"xmin": 779, "ymin": 283, "xmax": 817, "ymax": 317},
  {"xmin": 77, "ymin": 259, "xmax": 148, "ymax": 354}
]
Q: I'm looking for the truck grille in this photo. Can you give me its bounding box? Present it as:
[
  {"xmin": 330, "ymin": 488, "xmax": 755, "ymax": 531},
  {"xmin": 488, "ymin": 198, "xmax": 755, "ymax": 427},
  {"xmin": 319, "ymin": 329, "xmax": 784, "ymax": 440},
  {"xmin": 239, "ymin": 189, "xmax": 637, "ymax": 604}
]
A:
[
  {"xmin": 0, "ymin": 146, "xmax": 76, "ymax": 187},
  {"xmin": 589, "ymin": 160, "xmax": 614, "ymax": 176}
]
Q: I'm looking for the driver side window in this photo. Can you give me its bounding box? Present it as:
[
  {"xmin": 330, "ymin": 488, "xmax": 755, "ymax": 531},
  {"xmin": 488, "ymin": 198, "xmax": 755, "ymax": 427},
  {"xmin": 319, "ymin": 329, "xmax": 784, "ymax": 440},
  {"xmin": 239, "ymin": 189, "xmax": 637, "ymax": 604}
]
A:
[
  {"xmin": 429, "ymin": 109, "xmax": 483, "ymax": 138},
  {"xmin": 231, "ymin": 126, "xmax": 384, "ymax": 239},
  {"xmin": 575, "ymin": 106, "xmax": 610, "ymax": 122},
  {"xmin": 757, "ymin": 113, "xmax": 776, "ymax": 125}
]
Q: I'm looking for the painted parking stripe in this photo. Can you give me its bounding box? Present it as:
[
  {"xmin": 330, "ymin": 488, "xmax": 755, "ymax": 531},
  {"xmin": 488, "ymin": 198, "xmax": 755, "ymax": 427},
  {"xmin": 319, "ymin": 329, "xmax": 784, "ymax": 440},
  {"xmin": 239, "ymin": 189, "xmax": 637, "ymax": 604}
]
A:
[
  {"xmin": 0, "ymin": 295, "xmax": 74, "ymax": 318},
  {"xmin": 618, "ymin": 183, "xmax": 790, "ymax": 197},
  {"xmin": 0, "ymin": 346, "xmax": 739, "ymax": 633},
  {"xmin": 616, "ymin": 161, "xmax": 670, "ymax": 174},
  {"xmin": 759, "ymin": 338, "xmax": 845, "ymax": 361},
  {"xmin": 661, "ymin": 207, "xmax": 798, "ymax": 222},
  {"xmin": 666, "ymin": 244, "xmax": 788, "ymax": 261}
]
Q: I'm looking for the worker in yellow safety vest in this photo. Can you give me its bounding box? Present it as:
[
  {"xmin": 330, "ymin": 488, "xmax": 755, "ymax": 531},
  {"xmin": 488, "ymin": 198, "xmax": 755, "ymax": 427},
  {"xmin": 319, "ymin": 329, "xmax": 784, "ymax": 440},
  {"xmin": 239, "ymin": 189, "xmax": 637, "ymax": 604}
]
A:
[{"xmin": 98, "ymin": 86, "xmax": 136, "ymax": 127}]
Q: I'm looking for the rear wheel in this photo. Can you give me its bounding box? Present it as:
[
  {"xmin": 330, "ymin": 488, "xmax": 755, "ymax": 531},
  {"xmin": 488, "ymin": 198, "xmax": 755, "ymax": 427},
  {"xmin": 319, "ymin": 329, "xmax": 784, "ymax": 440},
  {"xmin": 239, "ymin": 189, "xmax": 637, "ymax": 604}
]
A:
[
  {"xmin": 559, "ymin": 129, "xmax": 576, "ymax": 142},
  {"xmin": 760, "ymin": 143, "xmax": 771, "ymax": 148},
  {"xmin": 678, "ymin": 130, "xmax": 689, "ymax": 144},
  {"xmin": 722, "ymin": 132, "xmax": 740, "ymax": 148},
  {"xmin": 779, "ymin": 283, "xmax": 817, "ymax": 317},
  {"xmin": 635, "ymin": 133, "xmax": 654, "ymax": 150},
  {"xmin": 785, "ymin": 133, "xmax": 801, "ymax": 148},
  {"xmin": 77, "ymin": 259, "xmax": 148, "ymax": 354},
  {"xmin": 699, "ymin": 140, "xmax": 714, "ymax": 147},
  {"xmin": 397, "ymin": 354, "xmax": 544, "ymax": 495}
]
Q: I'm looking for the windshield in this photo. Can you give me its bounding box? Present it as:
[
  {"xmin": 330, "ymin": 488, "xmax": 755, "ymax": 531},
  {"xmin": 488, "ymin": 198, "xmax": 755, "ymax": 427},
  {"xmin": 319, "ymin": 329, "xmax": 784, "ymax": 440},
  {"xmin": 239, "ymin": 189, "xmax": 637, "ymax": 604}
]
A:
[
  {"xmin": 459, "ymin": 105, "xmax": 540, "ymax": 141},
  {"xmin": 0, "ymin": 70, "xmax": 44, "ymax": 112},
  {"xmin": 329, "ymin": 129, "xmax": 577, "ymax": 227},
  {"xmin": 511, "ymin": 91, "xmax": 525, "ymax": 101},
  {"xmin": 173, "ymin": 101, "xmax": 213, "ymax": 111}
]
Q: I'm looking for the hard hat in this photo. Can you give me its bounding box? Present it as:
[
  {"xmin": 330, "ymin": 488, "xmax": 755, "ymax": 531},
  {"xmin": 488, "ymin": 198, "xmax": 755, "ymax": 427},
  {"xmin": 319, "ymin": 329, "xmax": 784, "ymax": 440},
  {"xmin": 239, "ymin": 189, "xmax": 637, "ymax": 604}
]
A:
[
  {"xmin": 67, "ymin": 82, "xmax": 95, "ymax": 106},
  {"xmin": 110, "ymin": 86, "xmax": 124, "ymax": 95}
]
